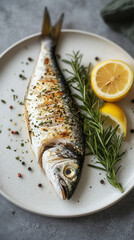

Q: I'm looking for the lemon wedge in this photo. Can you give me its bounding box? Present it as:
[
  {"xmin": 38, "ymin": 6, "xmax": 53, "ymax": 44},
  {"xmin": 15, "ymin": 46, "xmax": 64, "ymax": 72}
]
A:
[
  {"xmin": 91, "ymin": 60, "xmax": 133, "ymax": 102},
  {"xmin": 100, "ymin": 103, "xmax": 127, "ymax": 137}
]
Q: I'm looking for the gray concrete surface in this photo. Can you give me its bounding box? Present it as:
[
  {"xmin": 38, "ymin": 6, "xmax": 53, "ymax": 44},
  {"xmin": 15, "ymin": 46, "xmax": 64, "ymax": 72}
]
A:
[{"xmin": 0, "ymin": 0, "xmax": 134, "ymax": 239}]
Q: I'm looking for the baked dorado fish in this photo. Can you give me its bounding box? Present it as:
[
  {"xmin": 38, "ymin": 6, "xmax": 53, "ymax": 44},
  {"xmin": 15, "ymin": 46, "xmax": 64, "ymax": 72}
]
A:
[{"xmin": 24, "ymin": 8, "xmax": 85, "ymax": 200}]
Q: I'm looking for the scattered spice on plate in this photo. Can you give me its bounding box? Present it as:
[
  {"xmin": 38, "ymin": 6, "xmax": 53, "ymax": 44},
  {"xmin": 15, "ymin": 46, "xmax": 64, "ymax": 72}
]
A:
[
  {"xmin": 95, "ymin": 57, "xmax": 100, "ymax": 61},
  {"xmin": 16, "ymin": 156, "xmax": 20, "ymax": 160},
  {"xmin": 19, "ymin": 102, "xmax": 24, "ymax": 105},
  {"xmin": 19, "ymin": 74, "xmax": 27, "ymax": 80},
  {"xmin": 9, "ymin": 105, "xmax": 13, "ymax": 109},
  {"xmin": 6, "ymin": 145, "xmax": 11, "ymax": 149},
  {"xmin": 22, "ymin": 161, "xmax": 25, "ymax": 165},
  {"xmin": 11, "ymin": 89, "xmax": 14, "ymax": 92},
  {"xmin": 18, "ymin": 173, "xmax": 22, "ymax": 178},
  {"xmin": 11, "ymin": 131, "xmax": 19, "ymax": 135},
  {"xmin": 28, "ymin": 57, "xmax": 34, "ymax": 62},
  {"xmin": 21, "ymin": 143, "xmax": 24, "ymax": 147},
  {"xmin": 1, "ymin": 99, "xmax": 6, "ymax": 104},
  {"xmin": 13, "ymin": 95, "xmax": 18, "ymax": 101},
  {"xmin": 10, "ymin": 119, "xmax": 13, "ymax": 122},
  {"xmin": 130, "ymin": 129, "xmax": 134, "ymax": 133},
  {"xmin": 18, "ymin": 114, "xmax": 22, "ymax": 116},
  {"xmin": 28, "ymin": 167, "xmax": 32, "ymax": 171},
  {"xmin": 100, "ymin": 180, "xmax": 104, "ymax": 184},
  {"xmin": 38, "ymin": 183, "xmax": 42, "ymax": 188}
]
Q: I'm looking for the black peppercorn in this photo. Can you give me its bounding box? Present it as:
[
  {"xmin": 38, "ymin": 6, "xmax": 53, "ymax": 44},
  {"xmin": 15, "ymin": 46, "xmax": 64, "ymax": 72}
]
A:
[
  {"xmin": 38, "ymin": 183, "xmax": 42, "ymax": 187},
  {"xmin": 95, "ymin": 57, "xmax": 100, "ymax": 61}
]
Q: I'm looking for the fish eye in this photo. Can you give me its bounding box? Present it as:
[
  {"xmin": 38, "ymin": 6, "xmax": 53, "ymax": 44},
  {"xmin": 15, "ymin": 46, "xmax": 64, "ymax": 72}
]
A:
[
  {"xmin": 66, "ymin": 169, "xmax": 71, "ymax": 175},
  {"xmin": 63, "ymin": 165, "xmax": 77, "ymax": 179}
]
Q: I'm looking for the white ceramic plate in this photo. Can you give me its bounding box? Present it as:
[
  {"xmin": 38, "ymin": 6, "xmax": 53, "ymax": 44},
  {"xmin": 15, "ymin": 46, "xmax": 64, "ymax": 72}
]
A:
[{"xmin": 0, "ymin": 30, "xmax": 134, "ymax": 217}]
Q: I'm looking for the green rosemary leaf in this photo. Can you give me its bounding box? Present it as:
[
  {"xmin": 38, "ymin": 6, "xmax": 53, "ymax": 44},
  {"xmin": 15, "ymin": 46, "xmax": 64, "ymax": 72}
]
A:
[
  {"xmin": 105, "ymin": 125, "xmax": 119, "ymax": 145},
  {"xmin": 115, "ymin": 165, "xmax": 122, "ymax": 174},
  {"xmin": 62, "ymin": 59, "xmax": 72, "ymax": 65},
  {"xmin": 102, "ymin": 115, "xmax": 109, "ymax": 124},
  {"xmin": 71, "ymin": 86, "xmax": 81, "ymax": 92},
  {"xmin": 77, "ymin": 105, "xmax": 87, "ymax": 111},
  {"xmin": 72, "ymin": 93, "xmax": 84, "ymax": 102},
  {"xmin": 87, "ymin": 164, "xmax": 106, "ymax": 171},
  {"xmin": 62, "ymin": 68, "xmax": 74, "ymax": 75}
]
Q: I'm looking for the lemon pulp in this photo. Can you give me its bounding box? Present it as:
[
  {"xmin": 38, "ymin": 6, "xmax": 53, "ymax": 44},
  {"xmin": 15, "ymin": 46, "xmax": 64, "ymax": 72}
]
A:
[{"xmin": 91, "ymin": 60, "xmax": 133, "ymax": 102}]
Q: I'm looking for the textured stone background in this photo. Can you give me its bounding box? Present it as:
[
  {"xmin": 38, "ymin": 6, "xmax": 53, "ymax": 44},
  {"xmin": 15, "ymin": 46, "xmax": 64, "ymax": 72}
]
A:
[{"xmin": 0, "ymin": 0, "xmax": 134, "ymax": 239}]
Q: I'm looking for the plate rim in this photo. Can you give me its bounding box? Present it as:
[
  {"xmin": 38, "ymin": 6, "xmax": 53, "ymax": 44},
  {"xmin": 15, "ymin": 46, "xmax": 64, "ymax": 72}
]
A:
[{"xmin": 0, "ymin": 29, "xmax": 134, "ymax": 218}]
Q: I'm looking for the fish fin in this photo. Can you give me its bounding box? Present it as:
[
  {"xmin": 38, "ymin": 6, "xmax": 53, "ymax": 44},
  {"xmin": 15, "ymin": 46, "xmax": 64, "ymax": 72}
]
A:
[
  {"xmin": 51, "ymin": 13, "xmax": 64, "ymax": 42},
  {"xmin": 42, "ymin": 7, "xmax": 52, "ymax": 37},
  {"xmin": 41, "ymin": 7, "xmax": 64, "ymax": 43}
]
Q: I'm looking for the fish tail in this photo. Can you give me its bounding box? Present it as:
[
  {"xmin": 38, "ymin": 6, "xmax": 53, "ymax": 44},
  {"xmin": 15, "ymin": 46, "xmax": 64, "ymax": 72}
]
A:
[{"xmin": 41, "ymin": 7, "xmax": 64, "ymax": 44}]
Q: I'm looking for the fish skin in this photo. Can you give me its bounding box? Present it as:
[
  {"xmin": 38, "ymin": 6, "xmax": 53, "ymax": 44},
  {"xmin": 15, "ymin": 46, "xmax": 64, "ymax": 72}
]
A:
[{"xmin": 24, "ymin": 9, "xmax": 85, "ymax": 200}]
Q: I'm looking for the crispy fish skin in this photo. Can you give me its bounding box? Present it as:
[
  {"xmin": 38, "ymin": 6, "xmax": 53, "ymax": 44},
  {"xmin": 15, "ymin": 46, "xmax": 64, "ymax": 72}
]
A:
[{"xmin": 24, "ymin": 8, "xmax": 85, "ymax": 199}]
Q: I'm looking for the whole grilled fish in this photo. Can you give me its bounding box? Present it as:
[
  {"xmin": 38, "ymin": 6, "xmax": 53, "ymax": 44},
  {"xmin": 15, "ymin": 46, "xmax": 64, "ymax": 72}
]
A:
[{"xmin": 24, "ymin": 8, "xmax": 85, "ymax": 200}]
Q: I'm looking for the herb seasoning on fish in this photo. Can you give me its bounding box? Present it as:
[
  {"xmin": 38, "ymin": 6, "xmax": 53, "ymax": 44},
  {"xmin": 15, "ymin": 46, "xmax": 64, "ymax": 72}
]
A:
[{"xmin": 24, "ymin": 8, "xmax": 85, "ymax": 200}]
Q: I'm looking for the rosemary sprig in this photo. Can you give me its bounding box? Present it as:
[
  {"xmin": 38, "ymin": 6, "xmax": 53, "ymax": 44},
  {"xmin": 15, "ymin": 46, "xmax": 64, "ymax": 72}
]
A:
[{"xmin": 63, "ymin": 51, "xmax": 125, "ymax": 193}]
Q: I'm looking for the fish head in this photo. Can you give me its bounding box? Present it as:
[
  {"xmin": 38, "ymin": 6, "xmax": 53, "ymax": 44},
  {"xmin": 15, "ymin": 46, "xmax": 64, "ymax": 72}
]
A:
[
  {"xmin": 58, "ymin": 160, "xmax": 81, "ymax": 200},
  {"xmin": 42, "ymin": 145, "xmax": 83, "ymax": 200}
]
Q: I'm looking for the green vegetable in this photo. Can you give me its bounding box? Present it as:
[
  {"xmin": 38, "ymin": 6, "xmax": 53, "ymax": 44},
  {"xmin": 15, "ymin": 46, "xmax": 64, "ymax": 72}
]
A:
[{"xmin": 63, "ymin": 51, "xmax": 125, "ymax": 193}]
